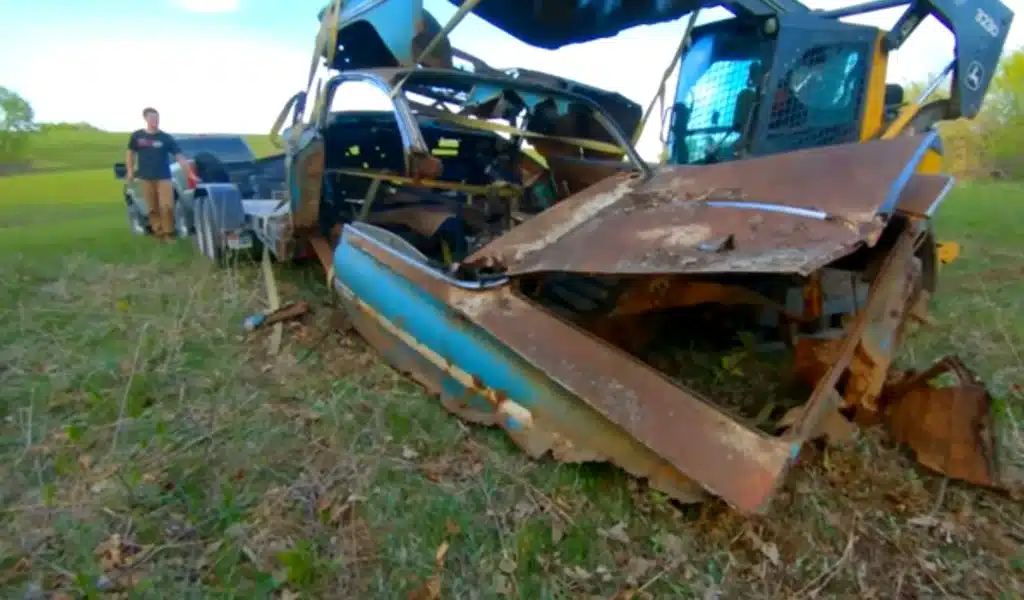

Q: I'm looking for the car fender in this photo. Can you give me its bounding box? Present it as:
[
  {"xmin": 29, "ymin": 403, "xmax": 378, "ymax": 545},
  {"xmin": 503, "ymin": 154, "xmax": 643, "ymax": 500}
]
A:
[{"xmin": 195, "ymin": 183, "xmax": 246, "ymax": 233}]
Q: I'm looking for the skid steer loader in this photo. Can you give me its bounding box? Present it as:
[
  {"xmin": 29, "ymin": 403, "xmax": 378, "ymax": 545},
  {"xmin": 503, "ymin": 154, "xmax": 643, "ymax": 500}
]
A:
[{"xmin": 288, "ymin": 0, "xmax": 1016, "ymax": 513}]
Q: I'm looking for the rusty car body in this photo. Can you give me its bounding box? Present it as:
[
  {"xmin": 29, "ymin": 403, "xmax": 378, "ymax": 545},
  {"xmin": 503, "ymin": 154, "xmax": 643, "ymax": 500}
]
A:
[
  {"xmin": 310, "ymin": 65, "xmax": 1007, "ymax": 513},
  {"xmin": 220, "ymin": 0, "xmax": 1017, "ymax": 514}
]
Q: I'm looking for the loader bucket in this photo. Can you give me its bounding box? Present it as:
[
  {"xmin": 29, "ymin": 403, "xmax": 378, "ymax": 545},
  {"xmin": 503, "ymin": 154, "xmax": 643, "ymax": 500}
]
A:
[{"xmin": 331, "ymin": 133, "xmax": 1003, "ymax": 513}]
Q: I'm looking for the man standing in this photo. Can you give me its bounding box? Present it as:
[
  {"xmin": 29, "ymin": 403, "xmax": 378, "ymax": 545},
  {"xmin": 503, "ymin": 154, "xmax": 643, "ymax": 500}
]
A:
[{"xmin": 124, "ymin": 107, "xmax": 197, "ymax": 241}]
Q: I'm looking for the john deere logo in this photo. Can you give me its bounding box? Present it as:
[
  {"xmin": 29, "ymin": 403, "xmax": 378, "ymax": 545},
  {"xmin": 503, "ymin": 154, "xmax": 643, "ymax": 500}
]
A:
[{"xmin": 965, "ymin": 61, "xmax": 985, "ymax": 91}]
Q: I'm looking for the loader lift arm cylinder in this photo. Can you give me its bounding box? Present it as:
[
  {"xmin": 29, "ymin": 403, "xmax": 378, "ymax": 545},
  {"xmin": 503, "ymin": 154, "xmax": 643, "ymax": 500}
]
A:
[{"xmin": 813, "ymin": 0, "xmax": 1014, "ymax": 119}]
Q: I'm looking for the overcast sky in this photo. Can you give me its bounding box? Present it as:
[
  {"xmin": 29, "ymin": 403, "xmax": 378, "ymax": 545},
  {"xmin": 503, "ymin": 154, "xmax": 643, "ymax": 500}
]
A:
[{"xmin": 1, "ymin": 0, "xmax": 1020, "ymax": 160}]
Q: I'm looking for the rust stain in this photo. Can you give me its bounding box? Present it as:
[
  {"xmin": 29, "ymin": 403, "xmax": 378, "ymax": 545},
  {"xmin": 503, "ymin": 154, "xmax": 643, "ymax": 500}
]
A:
[
  {"xmin": 348, "ymin": 230, "xmax": 782, "ymax": 511},
  {"xmin": 503, "ymin": 175, "xmax": 639, "ymax": 263},
  {"xmin": 463, "ymin": 286, "xmax": 795, "ymax": 512},
  {"xmin": 784, "ymin": 224, "xmax": 921, "ymax": 442},
  {"xmin": 607, "ymin": 279, "xmax": 808, "ymax": 321},
  {"xmin": 635, "ymin": 224, "xmax": 713, "ymax": 246},
  {"xmin": 337, "ymin": 259, "xmax": 708, "ymax": 503}
]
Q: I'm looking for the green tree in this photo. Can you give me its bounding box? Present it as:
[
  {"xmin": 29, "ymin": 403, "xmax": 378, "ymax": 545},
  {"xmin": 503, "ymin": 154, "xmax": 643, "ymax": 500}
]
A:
[
  {"xmin": 983, "ymin": 48, "xmax": 1024, "ymax": 177},
  {"xmin": 0, "ymin": 86, "xmax": 35, "ymax": 164},
  {"xmin": 901, "ymin": 48, "xmax": 1024, "ymax": 180},
  {"xmin": 899, "ymin": 73, "xmax": 989, "ymax": 178}
]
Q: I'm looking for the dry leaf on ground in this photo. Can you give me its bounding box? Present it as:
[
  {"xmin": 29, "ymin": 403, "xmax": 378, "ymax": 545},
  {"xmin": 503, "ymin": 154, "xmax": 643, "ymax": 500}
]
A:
[
  {"xmin": 407, "ymin": 575, "xmax": 442, "ymax": 600},
  {"xmin": 599, "ymin": 521, "xmax": 631, "ymax": 544},
  {"xmin": 435, "ymin": 541, "xmax": 449, "ymax": 568},
  {"xmin": 551, "ymin": 520, "xmax": 565, "ymax": 544},
  {"xmin": 498, "ymin": 556, "xmax": 517, "ymax": 574},
  {"xmin": 624, "ymin": 556, "xmax": 656, "ymax": 584}
]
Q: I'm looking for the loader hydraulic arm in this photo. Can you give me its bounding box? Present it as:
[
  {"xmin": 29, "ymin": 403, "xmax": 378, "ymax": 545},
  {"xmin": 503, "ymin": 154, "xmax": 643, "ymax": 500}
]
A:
[{"xmin": 814, "ymin": 0, "xmax": 1015, "ymax": 119}]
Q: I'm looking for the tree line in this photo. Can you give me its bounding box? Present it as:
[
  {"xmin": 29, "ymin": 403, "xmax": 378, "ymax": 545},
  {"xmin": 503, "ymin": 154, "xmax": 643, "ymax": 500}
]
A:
[{"xmin": 0, "ymin": 85, "xmax": 36, "ymax": 164}]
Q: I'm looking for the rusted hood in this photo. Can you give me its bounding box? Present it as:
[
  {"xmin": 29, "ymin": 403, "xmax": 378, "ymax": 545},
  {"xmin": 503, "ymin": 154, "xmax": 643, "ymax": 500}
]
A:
[{"xmin": 466, "ymin": 134, "xmax": 939, "ymax": 277}]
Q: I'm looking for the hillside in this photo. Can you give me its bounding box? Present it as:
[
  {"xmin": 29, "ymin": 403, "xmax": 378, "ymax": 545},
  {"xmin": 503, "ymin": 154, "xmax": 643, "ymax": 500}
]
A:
[{"xmin": 3, "ymin": 125, "xmax": 278, "ymax": 175}]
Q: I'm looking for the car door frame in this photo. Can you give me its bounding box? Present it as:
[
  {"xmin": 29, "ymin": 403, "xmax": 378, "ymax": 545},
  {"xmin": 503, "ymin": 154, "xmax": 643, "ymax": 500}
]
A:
[
  {"xmin": 284, "ymin": 71, "xmax": 431, "ymax": 233},
  {"xmin": 317, "ymin": 71, "xmax": 431, "ymax": 168}
]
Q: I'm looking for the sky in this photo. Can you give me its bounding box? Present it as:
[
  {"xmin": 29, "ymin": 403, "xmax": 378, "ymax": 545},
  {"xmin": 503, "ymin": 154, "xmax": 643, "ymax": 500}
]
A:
[{"xmin": 0, "ymin": 0, "xmax": 1021, "ymax": 160}]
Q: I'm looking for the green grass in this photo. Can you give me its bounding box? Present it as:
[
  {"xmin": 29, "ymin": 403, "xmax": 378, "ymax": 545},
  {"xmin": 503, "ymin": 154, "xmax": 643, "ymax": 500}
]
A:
[
  {"xmin": 0, "ymin": 170, "xmax": 1021, "ymax": 599},
  {"xmin": 11, "ymin": 126, "xmax": 277, "ymax": 173}
]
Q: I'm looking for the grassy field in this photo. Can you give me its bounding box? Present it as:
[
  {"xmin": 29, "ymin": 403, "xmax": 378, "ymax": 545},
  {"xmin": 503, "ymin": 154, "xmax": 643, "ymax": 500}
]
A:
[
  {"xmin": 0, "ymin": 161, "xmax": 1022, "ymax": 599},
  {"xmin": 6, "ymin": 126, "xmax": 278, "ymax": 174}
]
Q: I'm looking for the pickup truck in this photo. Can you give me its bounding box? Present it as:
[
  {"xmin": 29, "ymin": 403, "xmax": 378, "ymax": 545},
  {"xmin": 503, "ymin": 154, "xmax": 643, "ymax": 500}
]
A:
[{"xmin": 113, "ymin": 134, "xmax": 284, "ymax": 238}]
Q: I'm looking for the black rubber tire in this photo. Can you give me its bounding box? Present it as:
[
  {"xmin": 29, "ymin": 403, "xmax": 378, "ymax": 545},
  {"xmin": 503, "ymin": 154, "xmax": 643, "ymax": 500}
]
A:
[
  {"xmin": 192, "ymin": 196, "xmax": 211, "ymax": 260},
  {"xmin": 204, "ymin": 197, "xmax": 225, "ymax": 264},
  {"xmin": 174, "ymin": 198, "xmax": 192, "ymax": 238},
  {"xmin": 127, "ymin": 200, "xmax": 150, "ymax": 236}
]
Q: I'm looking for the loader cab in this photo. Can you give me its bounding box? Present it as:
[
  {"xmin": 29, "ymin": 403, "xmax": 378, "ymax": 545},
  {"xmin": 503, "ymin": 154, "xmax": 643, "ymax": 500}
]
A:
[{"xmin": 666, "ymin": 13, "xmax": 878, "ymax": 165}]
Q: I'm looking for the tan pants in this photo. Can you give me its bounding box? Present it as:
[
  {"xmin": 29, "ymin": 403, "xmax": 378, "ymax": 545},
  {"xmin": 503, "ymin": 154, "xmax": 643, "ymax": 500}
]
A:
[{"xmin": 140, "ymin": 179, "xmax": 174, "ymax": 237}]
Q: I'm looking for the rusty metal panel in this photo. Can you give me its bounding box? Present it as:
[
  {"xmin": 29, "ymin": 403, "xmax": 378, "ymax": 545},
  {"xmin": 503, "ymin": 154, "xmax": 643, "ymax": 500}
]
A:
[
  {"xmin": 467, "ymin": 134, "xmax": 937, "ymax": 277},
  {"xmin": 783, "ymin": 225, "xmax": 921, "ymax": 442},
  {"xmin": 339, "ymin": 225, "xmax": 798, "ymax": 513},
  {"xmin": 883, "ymin": 357, "xmax": 1005, "ymax": 489},
  {"xmin": 459, "ymin": 288, "xmax": 799, "ymax": 513}
]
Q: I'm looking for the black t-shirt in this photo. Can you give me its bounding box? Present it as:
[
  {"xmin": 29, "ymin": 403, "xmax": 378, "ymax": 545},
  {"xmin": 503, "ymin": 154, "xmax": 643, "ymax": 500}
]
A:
[{"xmin": 127, "ymin": 129, "xmax": 181, "ymax": 180}]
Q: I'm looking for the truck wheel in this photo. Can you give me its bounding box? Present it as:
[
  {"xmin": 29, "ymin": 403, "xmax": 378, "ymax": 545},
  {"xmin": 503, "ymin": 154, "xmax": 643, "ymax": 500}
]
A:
[
  {"xmin": 127, "ymin": 201, "xmax": 149, "ymax": 236},
  {"xmin": 193, "ymin": 196, "xmax": 211, "ymax": 259},
  {"xmin": 194, "ymin": 185, "xmax": 252, "ymax": 266},
  {"xmin": 199, "ymin": 195, "xmax": 225, "ymax": 264}
]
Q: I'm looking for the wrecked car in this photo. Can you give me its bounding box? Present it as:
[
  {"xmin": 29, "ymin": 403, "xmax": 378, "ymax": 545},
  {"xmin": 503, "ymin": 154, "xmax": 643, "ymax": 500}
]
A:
[
  {"xmin": 323, "ymin": 68, "xmax": 1005, "ymax": 513},
  {"xmin": 189, "ymin": 0, "xmax": 1014, "ymax": 514}
]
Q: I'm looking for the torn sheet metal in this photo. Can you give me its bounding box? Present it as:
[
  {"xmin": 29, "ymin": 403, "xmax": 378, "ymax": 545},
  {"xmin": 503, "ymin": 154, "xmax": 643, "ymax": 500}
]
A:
[
  {"xmin": 882, "ymin": 357, "xmax": 1006, "ymax": 490},
  {"xmin": 467, "ymin": 134, "xmax": 938, "ymax": 277},
  {"xmin": 334, "ymin": 222, "xmax": 799, "ymax": 514}
]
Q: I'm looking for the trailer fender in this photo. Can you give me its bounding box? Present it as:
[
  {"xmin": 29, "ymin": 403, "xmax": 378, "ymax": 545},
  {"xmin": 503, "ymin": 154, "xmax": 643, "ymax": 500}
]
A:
[{"xmin": 196, "ymin": 183, "xmax": 247, "ymax": 233}]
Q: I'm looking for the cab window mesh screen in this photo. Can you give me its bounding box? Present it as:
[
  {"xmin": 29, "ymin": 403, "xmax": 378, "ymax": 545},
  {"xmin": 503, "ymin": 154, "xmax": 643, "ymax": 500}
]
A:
[
  {"xmin": 676, "ymin": 59, "xmax": 760, "ymax": 163},
  {"xmin": 761, "ymin": 43, "xmax": 868, "ymax": 154}
]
